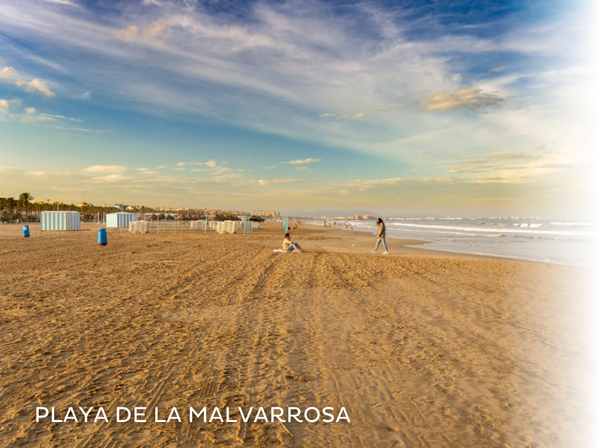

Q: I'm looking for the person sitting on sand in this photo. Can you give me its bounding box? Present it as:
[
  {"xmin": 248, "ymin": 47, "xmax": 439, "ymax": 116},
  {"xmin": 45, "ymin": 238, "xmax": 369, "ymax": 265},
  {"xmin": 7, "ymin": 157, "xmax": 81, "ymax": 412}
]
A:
[
  {"xmin": 372, "ymin": 218, "xmax": 389, "ymax": 255},
  {"xmin": 283, "ymin": 233, "xmax": 303, "ymax": 253}
]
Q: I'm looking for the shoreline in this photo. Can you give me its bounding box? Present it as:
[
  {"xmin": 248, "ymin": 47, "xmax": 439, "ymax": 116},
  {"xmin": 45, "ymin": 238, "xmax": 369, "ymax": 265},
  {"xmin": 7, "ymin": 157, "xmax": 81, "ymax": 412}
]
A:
[{"xmin": 301, "ymin": 221, "xmax": 558, "ymax": 266}]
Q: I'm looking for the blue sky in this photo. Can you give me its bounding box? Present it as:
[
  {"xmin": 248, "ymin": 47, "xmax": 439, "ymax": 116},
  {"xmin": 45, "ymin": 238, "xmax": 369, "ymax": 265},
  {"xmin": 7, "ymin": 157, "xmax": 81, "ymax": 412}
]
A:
[{"xmin": 0, "ymin": 0, "xmax": 595, "ymax": 217}]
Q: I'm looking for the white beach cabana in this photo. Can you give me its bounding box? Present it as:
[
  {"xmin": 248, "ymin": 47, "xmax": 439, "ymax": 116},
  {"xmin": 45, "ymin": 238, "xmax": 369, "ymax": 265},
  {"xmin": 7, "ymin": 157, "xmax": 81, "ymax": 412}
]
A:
[
  {"xmin": 129, "ymin": 221, "xmax": 150, "ymax": 233},
  {"xmin": 225, "ymin": 220, "xmax": 238, "ymax": 234},
  {"xmin": 190, "ymin": 220, "xmax": 207, "ymax": 231},
  {"xmin": 40, "ymin": 211, "xmax": 81, "ymax": 231},
  {"xmin": 106, "ymin": 212, "xmax": 138, "ymax": 228}
]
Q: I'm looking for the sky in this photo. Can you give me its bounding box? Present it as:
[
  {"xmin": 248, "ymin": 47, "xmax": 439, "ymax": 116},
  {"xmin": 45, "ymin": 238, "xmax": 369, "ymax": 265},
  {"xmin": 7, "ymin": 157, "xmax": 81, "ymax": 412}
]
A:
[{"xmin": 0, "ymin": 0, "xmax": 596, "ymax": 217}]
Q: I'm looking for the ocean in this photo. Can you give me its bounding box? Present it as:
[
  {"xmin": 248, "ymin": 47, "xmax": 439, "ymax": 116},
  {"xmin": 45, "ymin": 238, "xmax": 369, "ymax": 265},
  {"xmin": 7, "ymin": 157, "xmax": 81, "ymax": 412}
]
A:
[{"xmin": 310, "ymin": 218, "xmax": 596, "ymax": 268}]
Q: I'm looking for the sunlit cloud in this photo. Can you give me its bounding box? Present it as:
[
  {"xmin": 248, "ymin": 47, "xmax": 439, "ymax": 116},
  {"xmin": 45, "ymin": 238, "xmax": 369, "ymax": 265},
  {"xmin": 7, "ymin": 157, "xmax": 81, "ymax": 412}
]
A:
[
  {"xmin": 189, "ymin": 160, "xmax": 218, "ymax": 168},
  {"xmin": 82, "ymin": 165, "xmax": 129, "ymax": 174},
  {"xmin": 417, "ymin": 88, "xmax": 505, "ymax": 113},
  {"xmin": 0, "ymin": 99, "xmax": 11, "ymax": 114},
  {"xmin": 254, "ymin": 178, "xmax": 307, "ymax": 186},
  {"xmin": 284, "ymin": 158, "xmax": 320, "ymax": 165},
  {"xmin": 212, "ymin": 167, "xmax": 232, "ymax": 175},
  {"xmin": 114, "ymin": 21, "xmax": 167, "ymax": 44},
  {"xmin": 25, "ymin": 79, "xmax": 56, "ymax": 97},
  {"xmin": 91, "ymin": 173, "xmax": 133, "ymax": 183},
  {"xmin": 212, "ymin": 173, "xmax": 244, "ymax": 181},
  {"xmin": 136, "ymin": 166, "xmax": 166, "ymax": 175},
  {"xmin": 143, "ymin": 21, "xmax": 167, "ymax": 40},
  {"xmin": 114, "ymin": 25, "xmax": 138, "ymax": 43},
  {"xmin": 0, "ymin": 66, "xmax": 56, "ymax": 97}
]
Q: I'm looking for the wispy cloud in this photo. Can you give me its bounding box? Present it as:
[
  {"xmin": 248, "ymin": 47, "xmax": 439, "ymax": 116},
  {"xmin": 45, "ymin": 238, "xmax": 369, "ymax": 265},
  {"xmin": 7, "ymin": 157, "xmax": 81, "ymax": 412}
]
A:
[
  {"xmin": 284, "ymin": 158, "xmax": 320, "ymax": 165},
  {"xmin": 417, "ymin": 88, "xmax": 505, "ymax": 113},
  {"xmin": 114, "ymin": 25, "xmax": 138, "ymax": 43},
  {"xmin": 91, "ymin": 173, "xmax": 133, "ymax": 183},
  {"xmin": 212, "ymin": 173, "xmax": 243, "ymax": 181},
  {"xmin": 135, "ymin": 166, "xmax": 167, "ymax": 175},
  {"xmin": 0, "ymin": 0, "xmax": 534, "ymax": 148},
  {"xmin": 0, "ymin": 0, "xmax": 588, "ymax": 165},
  {"xmin": 23, "ymin": 110, "xmax": 82, "ymax": 122},
  {"xmin": 82, "ymin": 165, "xmax": 128, "ymax": 174},
  {"xmin": 42, "ymin": 0, "xmax": 80, "ymax": 7},
  {"xmin": 173, "ymin": 160, "xmax": 234, "ymax": 177},
  {"xmin": 188, "ymin": 160, "xmax": 218, "ymax": 168},
  {"xmin": 253, "ymin": 178, "xmax": 307, "ymax": 186},
  {"xmin": 0, "ymin": 66, "xmax": 55, "ymax": 97},
  {"xmin": 0, "ymin": 98, "xmax": 20, "ymax": 114},
  {"xmin": 0, "ymin": 98, "xmax": 95, "ymax": 132}
]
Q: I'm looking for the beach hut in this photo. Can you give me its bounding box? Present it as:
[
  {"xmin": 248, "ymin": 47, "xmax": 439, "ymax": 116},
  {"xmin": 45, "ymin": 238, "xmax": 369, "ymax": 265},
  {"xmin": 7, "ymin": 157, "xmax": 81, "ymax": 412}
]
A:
[
  {"xmin": 190, "ymin": 220, "xmax": 207, "ymax": 231},
  {"xmin": 129, "ymin": 221, "xmax": 150, "ymax": 233},
  {"xmin": 40, "ymin": 211, "xmax": 81, "ymax": 231},
  {"xmin": 225, "ymin": 220, "xmax": 238, "ymax": 234},
  {"xmin": 216, "ymin": 222, "xmax": 227, "ymax": 234},
  {"xmin": 106, "ymin": 212, "xmax": 138, "ymax": 228}
]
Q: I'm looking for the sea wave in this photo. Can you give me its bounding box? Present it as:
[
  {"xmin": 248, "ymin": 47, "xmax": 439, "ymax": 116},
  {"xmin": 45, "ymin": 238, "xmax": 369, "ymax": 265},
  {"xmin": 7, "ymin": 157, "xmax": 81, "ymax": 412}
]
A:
[
  {"xmin": 550, "ymin": 222, "xmax": 596, "ymax": 227},
  {"xmin": 387, "ymin": 222, "xmax": 593, "ymax": 237}
]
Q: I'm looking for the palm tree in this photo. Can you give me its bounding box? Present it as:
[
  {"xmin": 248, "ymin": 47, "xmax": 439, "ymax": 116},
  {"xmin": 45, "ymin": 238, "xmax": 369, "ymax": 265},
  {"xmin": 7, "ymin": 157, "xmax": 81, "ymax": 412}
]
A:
[
  {"xmin": 0, "ymin": 198, "xmax": 6, "ymax": 222},
  {"xmin": 6, "ymin": 197, "xmax": 17, "ymax": 223},
  {"xmin": 34, "ymin": 201, "xmax": 43, "ymax": 221},
  {"xmin": 19, "ymin": 192, "xmax": 34, "ymax": 223}
]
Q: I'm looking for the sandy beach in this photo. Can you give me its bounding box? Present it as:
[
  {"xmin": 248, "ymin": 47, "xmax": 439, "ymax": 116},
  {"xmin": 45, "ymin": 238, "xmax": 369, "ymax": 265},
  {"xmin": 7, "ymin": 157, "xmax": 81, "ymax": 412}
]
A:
[{"xmin": 0, "ymin": 222, "xmax": 595, "ymax": 447}]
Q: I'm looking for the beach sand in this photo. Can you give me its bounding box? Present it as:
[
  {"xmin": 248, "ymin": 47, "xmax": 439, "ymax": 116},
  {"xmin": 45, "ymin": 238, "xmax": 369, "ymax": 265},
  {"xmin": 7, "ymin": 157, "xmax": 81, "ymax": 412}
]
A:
[{"xmin": 0, "ymin": 222, "xmax": 595, "ymax": 447}]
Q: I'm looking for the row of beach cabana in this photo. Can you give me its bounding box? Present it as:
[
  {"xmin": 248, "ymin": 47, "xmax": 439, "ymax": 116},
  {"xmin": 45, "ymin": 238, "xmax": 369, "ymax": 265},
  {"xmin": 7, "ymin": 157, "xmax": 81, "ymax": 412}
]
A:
[{"xmin": 38, "ymin": 211, "xmax": 264, "ymax": 234}]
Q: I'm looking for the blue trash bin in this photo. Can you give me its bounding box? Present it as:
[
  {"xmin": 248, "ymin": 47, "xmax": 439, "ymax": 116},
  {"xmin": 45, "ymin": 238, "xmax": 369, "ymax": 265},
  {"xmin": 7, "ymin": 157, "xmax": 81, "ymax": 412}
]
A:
[
  {"xmin": 22, "ymin": 224, "xmax": 30, "ymax": 237},
  {"xmin": 98, "ymin": 228, "xmax": 107, "ymax": 245}
]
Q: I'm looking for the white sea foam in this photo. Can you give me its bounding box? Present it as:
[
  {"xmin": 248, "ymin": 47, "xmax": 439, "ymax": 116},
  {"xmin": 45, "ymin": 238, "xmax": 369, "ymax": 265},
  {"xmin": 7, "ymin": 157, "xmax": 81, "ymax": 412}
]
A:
[{"xmin": 387, "ymin": 222, "xmax": 593, "ymax": 237}]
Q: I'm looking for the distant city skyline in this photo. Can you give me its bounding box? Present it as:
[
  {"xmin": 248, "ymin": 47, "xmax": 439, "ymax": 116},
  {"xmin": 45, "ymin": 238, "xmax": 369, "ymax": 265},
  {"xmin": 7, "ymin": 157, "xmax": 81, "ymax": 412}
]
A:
[{"xmin": 0, "ymin": 0, "xmax": 595, "ymax": 219}]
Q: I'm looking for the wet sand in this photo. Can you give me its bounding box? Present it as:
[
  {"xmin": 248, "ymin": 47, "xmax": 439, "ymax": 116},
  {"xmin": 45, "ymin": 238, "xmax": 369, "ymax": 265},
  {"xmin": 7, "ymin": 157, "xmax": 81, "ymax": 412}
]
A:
[{"xmin": 0, "ymin": 222, "xmax": 595, "ymax": 447}]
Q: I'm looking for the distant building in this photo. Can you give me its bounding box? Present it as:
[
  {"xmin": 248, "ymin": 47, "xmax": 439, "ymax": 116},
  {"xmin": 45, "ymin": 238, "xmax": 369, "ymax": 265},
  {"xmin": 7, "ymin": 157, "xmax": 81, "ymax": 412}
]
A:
[{"xmin": 251, "ymin": 210, "xmax": 281, "ymax": 217}]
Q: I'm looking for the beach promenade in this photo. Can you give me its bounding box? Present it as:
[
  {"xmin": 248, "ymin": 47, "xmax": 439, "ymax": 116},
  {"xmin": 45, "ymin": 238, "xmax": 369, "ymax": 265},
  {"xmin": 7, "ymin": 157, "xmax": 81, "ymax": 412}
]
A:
[{"xmin": 0, "ymin": 223, "xmax": 595, "ymax": 447}]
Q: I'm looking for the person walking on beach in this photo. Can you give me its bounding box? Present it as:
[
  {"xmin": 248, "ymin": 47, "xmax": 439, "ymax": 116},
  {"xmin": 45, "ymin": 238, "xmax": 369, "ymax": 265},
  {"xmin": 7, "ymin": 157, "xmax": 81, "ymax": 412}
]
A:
[{"xmin": 372, "ymin": 218, "xmax": 389, "ymax": 254}]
